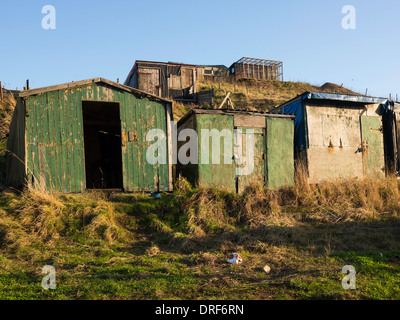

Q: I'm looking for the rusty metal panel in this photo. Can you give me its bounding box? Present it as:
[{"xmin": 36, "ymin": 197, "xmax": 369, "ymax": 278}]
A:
[{"xmin": 234, "ymin": 114, "xmax": 266, "ymax": 128}]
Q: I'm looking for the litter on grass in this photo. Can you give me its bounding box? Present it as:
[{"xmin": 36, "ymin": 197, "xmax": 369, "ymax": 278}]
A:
[{"xmin": 227, "ymin": 253, "xmax": 243, "ymax": 265}]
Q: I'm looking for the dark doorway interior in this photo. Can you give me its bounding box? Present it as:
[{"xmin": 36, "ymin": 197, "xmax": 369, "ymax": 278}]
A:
[{"xmin": 82, "ymin": 101, "xmax": 123, "ymax": 189}]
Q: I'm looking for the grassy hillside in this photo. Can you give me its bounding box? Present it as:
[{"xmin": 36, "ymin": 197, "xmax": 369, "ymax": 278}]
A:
[
  {"xmin": 0, "ymin": 175, "xmax": 399, "ymax": 299},
  {"xmin": 0, "ymin": 82, "xmax": 398, "ymax": 300},
  {"xmin": 173, "ymin": 79, "xmax": 359, "ymax": 120}
]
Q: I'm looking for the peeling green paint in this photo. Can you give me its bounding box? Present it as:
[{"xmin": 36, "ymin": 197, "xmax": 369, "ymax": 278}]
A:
[{"xmin": 24, "ymin": 82, "xmax": 171, "ymax": 193}]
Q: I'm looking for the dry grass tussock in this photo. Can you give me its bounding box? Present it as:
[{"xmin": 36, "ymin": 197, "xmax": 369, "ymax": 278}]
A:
[
  {"xmin": 1, "ymin": 171, "xmax": 400, "ymax": 252},
  {"xmin": 182, "ymin": 187, "xmax": 235, "ymax": 237},
  {"xmin": 179, "ymin": 170, "xmax": 400, "ymax": 239},
  {"xmin": 1, "ymin": 188, "xmax": 131, "ymax": 247},
  {"xmin": 0, "ymin": 90, "xmax": 16, "ymax": 139},
  {"xmin": 168, "ymin": 173, "xmax": 400, "ymax": 254},
  {"xmin": 286, "ymin": 164, "xmax": 400, "ymax": 222}
]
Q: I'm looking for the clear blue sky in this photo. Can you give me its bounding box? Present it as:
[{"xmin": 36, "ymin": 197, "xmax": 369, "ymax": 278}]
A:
[{"xmin": 0, "ymin": 0, "xmax": 399, "ymax": 98}]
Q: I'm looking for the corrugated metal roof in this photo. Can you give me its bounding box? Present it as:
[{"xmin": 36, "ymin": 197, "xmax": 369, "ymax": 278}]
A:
[
  {"xmin": 271, "ymin": 91, "xmax": 389, "ymax": 113},
  {"xmin": 304, "ymin": 92, "xmax": 387, "ymax": 104}
]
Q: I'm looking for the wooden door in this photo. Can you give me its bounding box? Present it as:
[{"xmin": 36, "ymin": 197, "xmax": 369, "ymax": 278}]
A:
[
  {"xmin": 361, "ymin": 116, "xmax": 385, "ymax": 178},
  {"xmin": 138, "ymin": 68, "xmax": 160, "ymax": 96},
  {"xmin": 235, "ymin": 127, "xmax": 265, "ymax": 193}
]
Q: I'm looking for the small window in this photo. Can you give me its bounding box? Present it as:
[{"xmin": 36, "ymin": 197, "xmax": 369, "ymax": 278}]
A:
[{"xmin": 204, "ymin": 69, "xmax": 213, "ymax": 75}]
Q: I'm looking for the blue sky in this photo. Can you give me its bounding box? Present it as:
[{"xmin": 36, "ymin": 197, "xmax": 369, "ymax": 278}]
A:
[{"xmin": 0, "ymin": 0, "xmax": 399, "ymax": 98}]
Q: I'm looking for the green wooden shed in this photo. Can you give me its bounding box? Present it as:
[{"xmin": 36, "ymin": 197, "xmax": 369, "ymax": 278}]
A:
[
  {"xmin": 6, "ymin": 78, "xmax": 174, "ymax": 193},
  {"xmin": 177, "ymin": 108, "xmax": 295, "ymax": 192}
]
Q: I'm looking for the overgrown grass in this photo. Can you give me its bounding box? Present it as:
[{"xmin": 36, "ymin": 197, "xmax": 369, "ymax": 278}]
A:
[
  {"xmin": 0, "ymin": 91, "xmax": 16, "ymax": 183},
  {"xmin": 196, "ymin": 79, "xmax": 359, "ymax": 112},
  {"xmin": 0, "ymin": 175, "xmax": 399, "ymax": 299}
]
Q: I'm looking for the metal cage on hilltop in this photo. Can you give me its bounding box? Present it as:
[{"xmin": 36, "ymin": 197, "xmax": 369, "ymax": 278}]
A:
[{"xmin": 230, "ymin": 57, "xmax": 283, "ymax": 82}]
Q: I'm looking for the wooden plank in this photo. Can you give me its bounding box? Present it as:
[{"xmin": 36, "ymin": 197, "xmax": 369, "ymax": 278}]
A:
[
  {"xmin": 124, "ymin": 91, "xmax": 133, "ymax": 191},
  {"xmin": 53, "ymin": 90, "xmax": 64, "ymax": 192},
  {"xmin": 38, "ymin": 94, "xmax": 48, "ymax": 189},
  {"xmin": 75, "ymin": 87, "xmax": 85, "ymax": 192},
  {"xmin": 144, "ymin": 98, "xmax": 155, "ymax": 191},
  {"xmin": 234, "ymin": 114, "xmax": 266, "ymax": 128},
  {"xmin": 236, "ymin": 128, "xmax": 265, "ymax": 193},
  {"xmin": 152, "ymin": 101, "xmax": 160, "ymax": 191},
  {"xmin": 196, "ymin": 114, "xmax": 236, "ymax": 192},
  {"xmin": 154, "ymin": 101, "xmax": 163, "ymax": 191},
  {"xmin": 156, "ymin": 101, "xmax": 167, "ymax": 191},
  {"xmin": 166, "ymin": 102, "xmax": 173, "ymax": 191},
  {"xmin": 59, "ymin": 89, "xmax": 71, "ymax": 192},
  {"xmin": 32, "ymin": 95, "xmax": 41, "ymax": 189},
  {"xmin": 41, "ymin": 92, "xmax": 50, "ymax": 144},
  {"xmin": 149, "ymin": 99, "xmax": 157, "ymax": 191},
  {"xmin": 25, "ymin": 98, "xmax": 34, "ymax": 186},
  {"xmin": 218, "ymin": 92, "xmax": 231, "ymax": 109},
  {"xmin": 136, "ymin": 97, "xmax": 145, "ymax": 191},
  {"xmin": 47, "ymin": 91, "xmax": 59, "ymax": 191},
  {"xmin": 361, "ymin": 116, "xmax": 385, "ymax": 178},
  {"xmin": 65, "ymin": 89, "xmax": 76, "ymax": 192},
  {"xmin": 132, "ymin": 94, "xmax": 140, "ymax": 191},
  {"xmin": 265, "ymin": 118, "xmax": 294, "ymax": 189},
  {"xmin": 70, "ymin": 88, "xmax": 81, "ymax": 192},
  {"xmin": 81, "ymin": 86, "xmax": 88, "ymax": 190},
  {"xmin": 92, "ymin": 83, "xmax": 99, "ymax": 101}
]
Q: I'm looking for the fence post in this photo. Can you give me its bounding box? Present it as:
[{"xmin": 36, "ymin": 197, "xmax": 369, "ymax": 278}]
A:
[{"xmin": 0, "ymin": 81, "xmax": 2, "ymax": 101}]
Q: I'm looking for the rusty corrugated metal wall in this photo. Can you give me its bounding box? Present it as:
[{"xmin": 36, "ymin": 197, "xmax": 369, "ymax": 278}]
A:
[{"xmin": 24, "ymin": 82, "xmax": 171, "ymax": 193}]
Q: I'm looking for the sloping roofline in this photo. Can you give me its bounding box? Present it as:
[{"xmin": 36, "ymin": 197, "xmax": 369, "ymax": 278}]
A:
[
  {"xmin": 178, "ymin": 108, "xmax": 295, "ymax": 127},
  {"xmin": 19, "ymin": 77, "xmax": 173, "ymax": 103},
  {"xmin": 135, "ymin": 60, "xmax": 197, "ymax": 68}
]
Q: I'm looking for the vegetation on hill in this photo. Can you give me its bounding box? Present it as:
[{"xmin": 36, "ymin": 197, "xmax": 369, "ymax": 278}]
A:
[
  {"xmin": 173, "ymin": 79, "xmax": 359, "ymax": 120},
  {"xmin": 0, "ymin": 90, "xmax": 15, "ymax": 183},
  {"xmin": 0, "ymin": 82, "xmax": 398, "ymax": 300},
  {"xmin": 0, "ymin": 172, "xmax": 399, "ymax": 299}
]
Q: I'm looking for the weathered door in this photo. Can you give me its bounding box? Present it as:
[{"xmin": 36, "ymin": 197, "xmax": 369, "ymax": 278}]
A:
[
  {"xmin": 197, "ymin": 114, "xmax": 236, "ymax": 191},
  {"xmin": 361, "ymin": 116, "xmax": 385, "ymax": 178},
  {"xmin": 138, "ymin": 68, "xmax": 160, "ymax": 96},
  {"xmin": 120, "ymin": 95, "xmax": 170, "ymax": 192},
  {"xmin": 265, "ymin": 117, "xmax": 294, "ymax": 189},
  {"xmin": 181, "ymin": 68, "xmax": 194, "ymax": 92},
  {"xmin": 235, "ymin": 128, "xmax": 265, "ymax": 193}
]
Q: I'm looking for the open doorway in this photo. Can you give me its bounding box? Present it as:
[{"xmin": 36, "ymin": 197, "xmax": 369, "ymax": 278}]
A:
[{"xmin": 82, "ymin": 101, "xmax": 123, "ymax": 190}]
